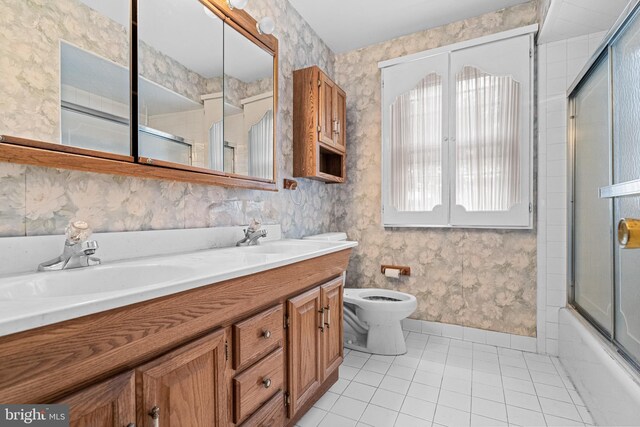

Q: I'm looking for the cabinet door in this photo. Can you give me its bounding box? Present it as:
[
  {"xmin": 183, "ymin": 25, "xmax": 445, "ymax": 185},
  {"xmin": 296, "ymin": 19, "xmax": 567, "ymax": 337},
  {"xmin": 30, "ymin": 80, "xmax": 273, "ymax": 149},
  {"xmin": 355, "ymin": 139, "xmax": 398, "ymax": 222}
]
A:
[
  {"xmin": 287, "ymin": 287, "xmax": 322, "ymax": 418},
  {"xmin": 318, "ymin": 72, "xmax": 336, "ymax": 146},
  {"xmin": 58, "ymin": 371, "xmax": 136, "ymax": 427},
  {"xmin": 321, "ymin": 277, "xmax": 344, "ymax": 380},
  {"xmin": 136, "ymin": 330, "xmax": 227, "ymax": 427},
  {"xmin": 334, "ymin": 87, "xmax": 347, "ymax": 152}
]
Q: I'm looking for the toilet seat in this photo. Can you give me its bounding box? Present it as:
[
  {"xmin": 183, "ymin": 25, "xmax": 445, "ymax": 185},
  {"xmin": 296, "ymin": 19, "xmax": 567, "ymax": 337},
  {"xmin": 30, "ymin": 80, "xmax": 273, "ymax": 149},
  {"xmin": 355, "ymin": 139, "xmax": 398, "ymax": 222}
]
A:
[{"xmin": 344, "ymin": 288, "xmax": 417, "ymax": 313}]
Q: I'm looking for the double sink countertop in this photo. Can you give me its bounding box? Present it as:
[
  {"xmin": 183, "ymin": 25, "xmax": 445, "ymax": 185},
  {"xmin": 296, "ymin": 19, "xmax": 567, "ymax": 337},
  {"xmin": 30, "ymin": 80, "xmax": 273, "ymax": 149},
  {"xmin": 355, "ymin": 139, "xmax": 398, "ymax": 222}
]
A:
[{"xmin": 0, "ymin": 238, "xmax": 357, "ymax": 337}]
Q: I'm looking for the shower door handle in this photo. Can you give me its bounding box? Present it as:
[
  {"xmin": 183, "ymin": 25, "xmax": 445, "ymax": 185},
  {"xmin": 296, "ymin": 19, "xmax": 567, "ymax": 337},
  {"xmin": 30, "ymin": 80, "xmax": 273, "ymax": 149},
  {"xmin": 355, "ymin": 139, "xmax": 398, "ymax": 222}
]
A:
[{"xmin": 619, "ymin": 218, "xmax": 640, "ymax": 249}]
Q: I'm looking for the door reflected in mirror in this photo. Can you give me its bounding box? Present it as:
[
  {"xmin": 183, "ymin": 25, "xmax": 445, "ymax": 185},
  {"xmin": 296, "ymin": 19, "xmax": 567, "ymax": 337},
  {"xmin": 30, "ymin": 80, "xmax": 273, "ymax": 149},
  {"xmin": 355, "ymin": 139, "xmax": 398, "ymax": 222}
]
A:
[
  {"xmin": 224, "ymin": 23, "xmax": 275, "ymax": 181},
  {"xmin": 138, "ymin": 0, "xmax": 224, "ymax": 172},
  {"xmin": 0, "ymin": 0, "xmax": 131, "ymax": 158}
]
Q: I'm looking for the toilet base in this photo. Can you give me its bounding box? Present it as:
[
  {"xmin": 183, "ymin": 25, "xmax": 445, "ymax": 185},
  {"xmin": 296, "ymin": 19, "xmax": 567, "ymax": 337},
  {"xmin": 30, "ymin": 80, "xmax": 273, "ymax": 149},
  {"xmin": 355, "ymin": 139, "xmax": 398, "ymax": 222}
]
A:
[{"xmin": 343, "ymin": 320, "xmax": 408, "ymax": 356}]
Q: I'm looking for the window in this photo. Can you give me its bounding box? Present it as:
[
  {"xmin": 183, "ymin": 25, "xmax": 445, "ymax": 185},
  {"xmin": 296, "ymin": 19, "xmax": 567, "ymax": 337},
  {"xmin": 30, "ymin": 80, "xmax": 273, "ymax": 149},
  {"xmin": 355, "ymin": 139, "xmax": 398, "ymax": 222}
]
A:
[
  {"xmin": 390, "ymin": 72, "xmax": 443, "ymax": 212},
  {"xmin": 380, "ymin": 28, "xmax": 534, "ymax": 228}
]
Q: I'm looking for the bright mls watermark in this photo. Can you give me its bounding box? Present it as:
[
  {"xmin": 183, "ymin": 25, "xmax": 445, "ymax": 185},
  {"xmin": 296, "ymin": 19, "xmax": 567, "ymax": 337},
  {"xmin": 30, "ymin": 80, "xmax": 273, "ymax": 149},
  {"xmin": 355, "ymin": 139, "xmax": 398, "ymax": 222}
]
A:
[{"xmin": 1, "ymin": 405, "xmax": 68, "ymax": 426}]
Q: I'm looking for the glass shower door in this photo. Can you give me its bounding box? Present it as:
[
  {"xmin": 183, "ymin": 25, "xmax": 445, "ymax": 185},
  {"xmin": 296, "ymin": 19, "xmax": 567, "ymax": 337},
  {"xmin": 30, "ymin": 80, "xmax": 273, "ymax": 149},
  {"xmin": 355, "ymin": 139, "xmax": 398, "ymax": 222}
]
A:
[
  {"xmin": 613, "ymin": 10, "xmax": 640, "ymax": 364},
  {"xmin": 572, "ymin": 55, "xmax": 614, "ymax": 334}
]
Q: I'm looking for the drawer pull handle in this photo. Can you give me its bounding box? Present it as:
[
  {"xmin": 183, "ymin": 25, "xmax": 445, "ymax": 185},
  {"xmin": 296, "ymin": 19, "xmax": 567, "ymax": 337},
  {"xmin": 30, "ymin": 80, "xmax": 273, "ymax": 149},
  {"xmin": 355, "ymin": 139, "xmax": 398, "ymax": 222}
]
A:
[
  {"xmin": 149, "ymin": 406, "xmax": 160, "ymax": 427},
  {"xmin": 127, "ymin": 424, "xmax": 136, "ymax": 427},
  {"xmin": 319, "ymin": 308, "xmax": 325, "ymax": 332},
  {"xmin": 262, "ymin": 330, "xmax": 272, "ymax": 339},
  {"xmin": 263, "ymin": 378, "xmax": 272, "ymax": 388},
  {"xmin": 325, "ymin": 306, "xmax": 330, "ymax": 328}
]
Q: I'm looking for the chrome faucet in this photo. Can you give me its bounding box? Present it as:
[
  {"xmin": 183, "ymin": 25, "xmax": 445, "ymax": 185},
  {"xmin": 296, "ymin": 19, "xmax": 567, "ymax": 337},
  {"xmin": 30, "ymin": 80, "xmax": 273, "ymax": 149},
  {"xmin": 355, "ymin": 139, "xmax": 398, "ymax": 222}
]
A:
[
  {"xmin": 236, "ymin": 219, "xmax": 268, "ymax": 246},
  {"xmin": 38, "ymin": 220, "xmax": 101, "ymax": 271}
]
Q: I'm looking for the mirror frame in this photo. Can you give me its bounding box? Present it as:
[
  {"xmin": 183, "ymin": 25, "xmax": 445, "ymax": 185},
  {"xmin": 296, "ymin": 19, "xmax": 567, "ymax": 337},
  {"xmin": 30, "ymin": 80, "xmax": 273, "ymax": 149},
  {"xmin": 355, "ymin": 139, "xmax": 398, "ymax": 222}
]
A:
[{"xmin": 0, "ymin": 0, "xmax": 278, "ymax": 192}]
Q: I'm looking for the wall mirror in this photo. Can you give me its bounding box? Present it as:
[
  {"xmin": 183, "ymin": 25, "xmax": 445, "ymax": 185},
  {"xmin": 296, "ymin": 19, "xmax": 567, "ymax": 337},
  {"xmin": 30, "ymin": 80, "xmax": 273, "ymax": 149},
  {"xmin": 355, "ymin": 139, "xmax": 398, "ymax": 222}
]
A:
[
  {"xmin": 224, "ymin": 23, "xmax": 275, "ymax": 181},
  {"xmin": 0, "ymin": 0, "xmax": 278, "ymax": 191},
  {"xmin": 0, "ymin": 0, "xmax": 132, "ymax": 160},
  {"xmin": 138, "ymin": 0, "xmax": 224, "ymax": 173}
]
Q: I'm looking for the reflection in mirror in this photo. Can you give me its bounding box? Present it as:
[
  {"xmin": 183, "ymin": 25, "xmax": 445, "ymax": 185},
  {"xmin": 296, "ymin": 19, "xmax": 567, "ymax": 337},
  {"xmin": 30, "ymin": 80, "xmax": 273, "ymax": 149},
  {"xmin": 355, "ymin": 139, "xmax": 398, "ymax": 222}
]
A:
[
  {"xmin": 138, "ymin": 0, "xmax": 224, "ymax": 171},
  {"xmin": 0, "ymin": 0, "xmax": 130, "ymax": 157},
  {"xmin": 224, "ymin": 23, "xmax": 275, "ymax": 180}
]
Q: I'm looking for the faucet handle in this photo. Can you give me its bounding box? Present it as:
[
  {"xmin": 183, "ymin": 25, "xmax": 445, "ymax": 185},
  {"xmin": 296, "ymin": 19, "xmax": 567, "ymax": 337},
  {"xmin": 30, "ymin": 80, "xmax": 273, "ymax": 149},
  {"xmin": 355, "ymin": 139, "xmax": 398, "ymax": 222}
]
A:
[
  {"xmin": 247, "ymin": 218, "xmax": 261, "ymax": 232},
  {"xmin": 65, "ymin": 220, "xmax": 92, "ymax": 243}
]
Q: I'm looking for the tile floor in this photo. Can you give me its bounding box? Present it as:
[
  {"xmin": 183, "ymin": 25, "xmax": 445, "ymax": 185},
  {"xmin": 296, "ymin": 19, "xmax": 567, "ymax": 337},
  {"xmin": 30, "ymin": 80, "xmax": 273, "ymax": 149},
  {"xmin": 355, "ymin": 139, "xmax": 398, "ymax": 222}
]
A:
[{"xmin": 296, "ymin": 331, "xmax": 594, "ymax": 427}]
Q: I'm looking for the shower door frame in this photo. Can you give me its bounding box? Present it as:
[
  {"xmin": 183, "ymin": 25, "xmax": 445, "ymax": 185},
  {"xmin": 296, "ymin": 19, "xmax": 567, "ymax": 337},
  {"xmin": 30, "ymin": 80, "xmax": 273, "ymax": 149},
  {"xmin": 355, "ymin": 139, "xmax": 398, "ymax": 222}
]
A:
[{"xmin": 567, "ymin": 0, "xmax": 640, "ymax": 371}]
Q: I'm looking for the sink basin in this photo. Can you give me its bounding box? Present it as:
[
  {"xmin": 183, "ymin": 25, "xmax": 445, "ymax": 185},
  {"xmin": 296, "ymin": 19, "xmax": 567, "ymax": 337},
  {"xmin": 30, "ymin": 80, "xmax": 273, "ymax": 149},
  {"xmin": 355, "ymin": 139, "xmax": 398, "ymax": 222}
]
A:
[{"xmin": 0, "ymin": 264, "xmax": 196, "ymax": 300}]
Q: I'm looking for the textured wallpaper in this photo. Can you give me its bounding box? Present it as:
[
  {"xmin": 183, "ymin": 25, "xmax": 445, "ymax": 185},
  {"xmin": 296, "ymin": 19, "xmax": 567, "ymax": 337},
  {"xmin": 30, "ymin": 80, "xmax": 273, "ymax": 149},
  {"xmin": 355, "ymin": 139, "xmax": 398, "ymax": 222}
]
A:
[
  {"xmin": 333, "ymin": 2, "xmax": 539, "ymax": 336},
  {"xmin": 0, "ymin": 0, "xmax": 540, "ymax": 337},
  {"xmin": 0, "ymin": 0, "xmax": 338, "ymax": 239}
]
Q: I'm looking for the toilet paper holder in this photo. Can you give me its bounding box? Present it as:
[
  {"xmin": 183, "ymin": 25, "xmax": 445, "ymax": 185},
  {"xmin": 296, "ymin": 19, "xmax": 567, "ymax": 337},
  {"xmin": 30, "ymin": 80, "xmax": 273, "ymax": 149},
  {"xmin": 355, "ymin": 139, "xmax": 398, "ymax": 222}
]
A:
[{"xmin": 381, "ymin": 265, "xmax": 411, "ymax": 277}]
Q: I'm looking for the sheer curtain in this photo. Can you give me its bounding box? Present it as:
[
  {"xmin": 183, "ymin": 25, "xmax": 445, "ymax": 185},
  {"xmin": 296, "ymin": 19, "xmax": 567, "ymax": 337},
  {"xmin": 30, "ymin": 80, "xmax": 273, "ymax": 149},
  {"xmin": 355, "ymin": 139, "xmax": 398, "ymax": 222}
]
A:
[
  {"xmin": 390, "ymin": 73, "xmax": 442, "ymax": 212},
  {"xmin": 455, "ymin": 66, "xmax": 520, "ymax": 212},
  {"xmin": 209, "ymin": 120, "xmax": 224, "ymax": 171},
  {"xmin": 248, "ymin": 109, "xmax": 273, "ymax": 179}
]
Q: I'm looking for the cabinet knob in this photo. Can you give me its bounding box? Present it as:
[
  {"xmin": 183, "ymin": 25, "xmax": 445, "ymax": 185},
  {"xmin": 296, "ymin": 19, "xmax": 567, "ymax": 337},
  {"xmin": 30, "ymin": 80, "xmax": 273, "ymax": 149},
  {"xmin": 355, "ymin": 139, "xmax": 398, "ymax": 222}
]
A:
[
  {"xmin": 262, "ymin": 330, "xmax": 272, "ymax": 339},
  {"xmin": 263, "ymin": 378, "xmax": 272, "ymax": 388}
]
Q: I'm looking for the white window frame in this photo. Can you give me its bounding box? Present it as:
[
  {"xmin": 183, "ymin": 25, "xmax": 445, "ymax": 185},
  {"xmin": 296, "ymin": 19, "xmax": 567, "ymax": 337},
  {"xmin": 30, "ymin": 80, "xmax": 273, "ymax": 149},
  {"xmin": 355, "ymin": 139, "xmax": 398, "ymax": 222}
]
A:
[{"xmin": 380, "ymin": 25, "xmax": 537, "ymax": 229}]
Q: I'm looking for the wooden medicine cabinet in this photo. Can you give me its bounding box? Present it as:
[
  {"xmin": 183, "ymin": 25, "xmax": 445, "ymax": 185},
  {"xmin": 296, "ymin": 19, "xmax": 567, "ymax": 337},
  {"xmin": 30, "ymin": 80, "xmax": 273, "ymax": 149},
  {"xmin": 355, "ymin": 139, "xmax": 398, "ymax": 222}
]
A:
[{"xmin": 293, "ymin": 66, "xmax": 346, "ymax": 183}]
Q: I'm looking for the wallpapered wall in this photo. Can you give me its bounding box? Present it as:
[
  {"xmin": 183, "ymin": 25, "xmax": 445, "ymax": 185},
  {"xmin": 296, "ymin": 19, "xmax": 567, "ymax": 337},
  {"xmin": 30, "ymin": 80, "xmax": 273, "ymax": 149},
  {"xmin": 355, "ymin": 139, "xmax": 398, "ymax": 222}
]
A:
[
  {"xmin": 0, "ymin": 0, "xmax": 338, "ymax": 238},
  {"xmin": 0, "ymin": 0, "xmax": 541, "ymax": 336},
  {"xmin": 333, "ymin": 2, "xmax": 539, "ymax": 336}
]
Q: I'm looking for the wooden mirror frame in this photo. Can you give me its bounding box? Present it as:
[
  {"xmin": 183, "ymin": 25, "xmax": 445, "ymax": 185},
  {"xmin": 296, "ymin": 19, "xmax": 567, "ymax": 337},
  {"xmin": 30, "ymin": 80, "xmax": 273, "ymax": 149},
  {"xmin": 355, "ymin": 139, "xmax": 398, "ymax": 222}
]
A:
[{"xmin": 0, "ymin": 0, "xmax": 278, "ymax": 192}]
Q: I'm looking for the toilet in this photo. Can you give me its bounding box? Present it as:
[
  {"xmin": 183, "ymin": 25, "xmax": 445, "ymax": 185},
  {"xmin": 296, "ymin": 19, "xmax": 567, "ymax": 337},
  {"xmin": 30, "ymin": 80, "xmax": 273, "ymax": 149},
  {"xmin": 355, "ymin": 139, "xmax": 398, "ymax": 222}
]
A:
[{"xmin": 304, "ymin": 233, "xmax": 418, "ymax": 355}]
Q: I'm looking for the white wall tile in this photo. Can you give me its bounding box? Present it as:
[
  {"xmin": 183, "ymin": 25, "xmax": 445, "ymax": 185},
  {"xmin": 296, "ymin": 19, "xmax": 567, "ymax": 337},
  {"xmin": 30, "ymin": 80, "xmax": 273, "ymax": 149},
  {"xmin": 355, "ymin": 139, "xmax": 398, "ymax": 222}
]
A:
[
  {"xmin": 403, "ymin": 318, "xmax": 422, "ymax": 333},
  {"xmin": 463, "ymin": 327, "xmax": 487, "ymax": 344},
  {"xmin": 546, "ymin": 338, "xmax": 559, "ymax": 356},
  {"xmin": 546, "ymin": 41, "xmax": 568, "ymax": 63},
  {"xmin": 486, "ymin": 331, "xmax": 511, "ymax": 348},
  {"xmin": 442, "ymin": 324, "xmax": 464, "ymax": 340},
  {"xmin": 567, "ymin": 36, "xmax": 589, "ymax": 59},
  {"xmin": 511, "ymin": 335, "xmax": 537, "ymax": 353},
  {"xmin": 546, "ymin": 322, "xmax": 559, "ymax": 340},
  {"xmin": 422, "ymin": 321, "xmax": 443, "ymax": 336}
]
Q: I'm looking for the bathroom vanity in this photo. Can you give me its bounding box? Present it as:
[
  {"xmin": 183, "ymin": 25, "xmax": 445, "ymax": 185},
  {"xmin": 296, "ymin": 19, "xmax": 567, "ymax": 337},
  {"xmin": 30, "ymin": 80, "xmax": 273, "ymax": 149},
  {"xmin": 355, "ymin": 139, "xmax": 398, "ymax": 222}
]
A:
[{"xmin": 0, "ymin": 234, "xmax": 355, "ymax": 427}]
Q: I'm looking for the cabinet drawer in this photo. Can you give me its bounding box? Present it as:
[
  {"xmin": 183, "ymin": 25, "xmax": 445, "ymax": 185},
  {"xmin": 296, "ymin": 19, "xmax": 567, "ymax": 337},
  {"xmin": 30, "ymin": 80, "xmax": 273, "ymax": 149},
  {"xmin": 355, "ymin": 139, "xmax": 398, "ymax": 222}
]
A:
[
  {"xmin": 240, "ymin": 391, "xmax": 285, "ymax": 427},
  {"xmin": 233, "ymin": 305, "xmax": 283, "ymax": 370},
  {"xmin": 233, "ymin": 348, "xmax": 284, "ymax": 424}
]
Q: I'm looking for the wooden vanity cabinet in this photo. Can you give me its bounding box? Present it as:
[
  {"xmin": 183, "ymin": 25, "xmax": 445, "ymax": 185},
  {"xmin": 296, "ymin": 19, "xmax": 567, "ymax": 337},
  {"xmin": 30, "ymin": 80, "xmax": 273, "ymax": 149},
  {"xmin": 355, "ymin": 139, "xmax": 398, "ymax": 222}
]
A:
[
  {"xmin": 57, "ymin": 371, "xmax": 136, "ymax": 427},
  {"xmin": 286, "ymin": 276, "xmax": 344, "ymax": 420},
  {"xmin": 136, "ymin": 330, "xmax": 228, "ymax": 427},
  {"xmin": 0, "ymin": 250, "xmax": 351, "ymax": 427},
  {"xmin": 293, "ymin": 65, "xmax": 347, "ymax": 183},
  {"xmin": 321, "ymin": 277, "xmax": 344, "ymax": 380},
  {"xmin": 286, "ymin": 287, "xmax": 323, "ymax": 417}
]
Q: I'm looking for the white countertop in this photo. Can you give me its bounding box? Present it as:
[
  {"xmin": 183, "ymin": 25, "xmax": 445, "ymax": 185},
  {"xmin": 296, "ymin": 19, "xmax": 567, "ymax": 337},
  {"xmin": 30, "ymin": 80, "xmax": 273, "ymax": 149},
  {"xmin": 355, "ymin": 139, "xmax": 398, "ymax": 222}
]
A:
[{"xmin": 0, "ymin": 239, "xmax": 357, "ymax": 337}]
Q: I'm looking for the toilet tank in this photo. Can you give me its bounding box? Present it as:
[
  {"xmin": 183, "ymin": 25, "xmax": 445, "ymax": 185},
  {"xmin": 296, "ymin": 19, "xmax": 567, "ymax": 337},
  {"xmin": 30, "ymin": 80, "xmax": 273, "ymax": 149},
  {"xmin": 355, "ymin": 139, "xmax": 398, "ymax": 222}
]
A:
[{"xmin": 303, "ymin": 232, "xmax": 348, "ymax": 241}]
